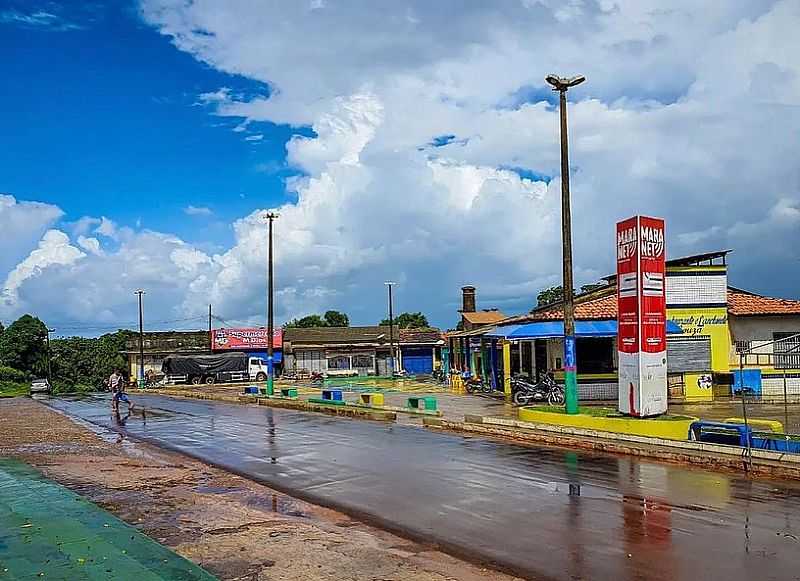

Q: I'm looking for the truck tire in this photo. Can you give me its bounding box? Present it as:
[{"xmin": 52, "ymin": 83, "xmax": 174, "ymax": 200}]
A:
[
  {"xmin": 190, "ymin": 376, "xmax": 202, "ymax": 385},
  {"xmin": 255, "ymin": 372, "xmax": 267, "ymax": 381},
  {"xmin": 204, "ymin": 376, "xmax": 215, "ymax": 385}
]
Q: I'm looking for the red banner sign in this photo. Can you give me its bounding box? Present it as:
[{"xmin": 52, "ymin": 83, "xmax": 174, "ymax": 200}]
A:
[
  {"xmin": 211, "ymin": 328, "xmax": 283, "ymax": 351},
  {"xmin": 617, "ymin": 216, "xmax": 667, "ymax": 417},
  {"xmin": 639, "ymin": 216, "xmax": 667, "ymax": 356},
  {"xmin": 617, "ymin": 217, "xmax": 640, "ymax": 356}
]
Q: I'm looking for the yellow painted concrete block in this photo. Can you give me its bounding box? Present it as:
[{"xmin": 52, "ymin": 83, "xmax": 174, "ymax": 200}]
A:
[
  {"xmin": 518, "ymin": 408, "xmax": 696, "ymax": 441},
  {"xmin": 450, "ymin": 374, "xmax": 465, "ymax": 395},
  {"xmin": 359, "ymin": 392, "xmax": 385, "ymax": 406}
]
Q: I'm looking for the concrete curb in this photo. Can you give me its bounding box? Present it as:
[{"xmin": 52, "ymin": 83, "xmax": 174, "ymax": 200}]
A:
[
  {"xmin": 424, "ymin": 415, "xmax": 800, "ymax": 478},
  {"xmin": 350, "ymin": 403, "xmax": 443, "ymax": 417},
  {"xmin": 146, "ymin": 389, "xmax": 396, "ymax": 421}
]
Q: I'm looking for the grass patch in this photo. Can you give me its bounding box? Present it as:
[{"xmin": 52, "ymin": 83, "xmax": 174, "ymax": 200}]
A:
[
  {"xmin": 528, "ymin": 405, "xmax": 693, "ymax": 421},
  {"xmin": 0, "ymin": 382, "xmax": 29, "ymax": 398}
]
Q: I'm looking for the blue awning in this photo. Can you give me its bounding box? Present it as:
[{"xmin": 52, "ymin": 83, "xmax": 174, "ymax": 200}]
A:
[{"xmin": 487, "ymin": 320, "xmax": 682, "ymax": 340}]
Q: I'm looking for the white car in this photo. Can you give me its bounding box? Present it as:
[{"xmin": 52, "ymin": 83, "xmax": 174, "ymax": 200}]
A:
[{"xmin": 30, "ymin": 378, "xmax": 51, "ymax": 394}]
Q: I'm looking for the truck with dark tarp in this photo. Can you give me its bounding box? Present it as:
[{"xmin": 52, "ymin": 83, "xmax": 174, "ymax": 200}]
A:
[{"xmin": 161, "ymin": 352, "xmax": 270, "ymax": 385}]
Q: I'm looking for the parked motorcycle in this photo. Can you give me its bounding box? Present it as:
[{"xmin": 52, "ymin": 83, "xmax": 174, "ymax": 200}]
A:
[
  {"xmin": 511, "ymin": 374, "xmax": 565, "ymax": 406},
  {"xmin": 465, "ymin": 376, "xmax": 496, "ymax": 394}
]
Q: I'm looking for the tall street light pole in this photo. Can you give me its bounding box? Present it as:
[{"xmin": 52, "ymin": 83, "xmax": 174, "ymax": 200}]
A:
[
  {"xmin": 265, "ymin": 211, "xmax": 279, "ymax": 396},
  {"xmin": 385, "ymin": 282, "xmax": 396, "ymax": 376},
  {"xmin": 134, "ymin": 289, "xmax": 146, "ymax": 387},
  {"xmin": 546, "ymin": 74, "xmax": 585, "ymax": 415},
  {"xmin": 45, "ymin": 327, "xmax": 54, "ymax": 384}
]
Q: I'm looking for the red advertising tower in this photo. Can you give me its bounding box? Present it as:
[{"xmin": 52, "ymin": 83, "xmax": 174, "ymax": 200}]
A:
[{"xmin": 617, "ymin": 216, "xmax": 668, "ymax": 416}]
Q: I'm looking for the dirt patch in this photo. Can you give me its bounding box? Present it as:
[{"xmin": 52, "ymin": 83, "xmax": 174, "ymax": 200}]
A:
[{"xmin": 0, "ymin": 398, "xmax": 521, "ymax": 581}]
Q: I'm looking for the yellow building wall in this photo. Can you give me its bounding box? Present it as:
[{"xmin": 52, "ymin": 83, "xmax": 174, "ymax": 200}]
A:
[
  {"xmin": 683, "ymin": 372, "xmax": 714, "ymax": 402},
  {"xmin": 667, "ymin": 306, "xmax": 731, "ymax": 373},
  {"xmin": 502, "ymin": 341, "xmax": 512, "ymax": 397}
]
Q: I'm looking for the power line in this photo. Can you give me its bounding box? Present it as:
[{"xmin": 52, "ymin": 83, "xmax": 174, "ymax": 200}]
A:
[{"xmin": 48, "ymin": 315, "xmax": 208, "ymax": 331}]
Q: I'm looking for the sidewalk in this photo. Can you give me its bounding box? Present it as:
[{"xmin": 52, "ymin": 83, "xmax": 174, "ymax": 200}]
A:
[
  {"xmin": 143, "ymin": 380, "xmax": 800, "ymax": 432},
  {"xmin": 0, "ymin": 458, "xmax": 216, "ymax": 580},
  {"xmin": 145, "ymin": 378, "xmax": 519, "ymax": 425}
]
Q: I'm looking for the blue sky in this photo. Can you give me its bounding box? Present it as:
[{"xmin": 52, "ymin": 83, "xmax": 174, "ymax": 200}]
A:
[
  {"xmin": 0, "ymin": 1, "xmax": 798, "ymax": 332},
  {"xmin": 1, "ymin": 1, "xmax": 303, "ymax": 251}
]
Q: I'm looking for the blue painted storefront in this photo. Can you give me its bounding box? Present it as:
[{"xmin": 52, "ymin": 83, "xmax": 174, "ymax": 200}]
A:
[{"xmin": 402, "ymin": 347, "xmax": 434, "ymax": 374}]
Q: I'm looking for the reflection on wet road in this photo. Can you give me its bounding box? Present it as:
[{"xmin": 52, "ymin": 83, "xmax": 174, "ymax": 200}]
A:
[{"xmin": 47, "ymin": 394, "xmax": 800, "ymax": 581}]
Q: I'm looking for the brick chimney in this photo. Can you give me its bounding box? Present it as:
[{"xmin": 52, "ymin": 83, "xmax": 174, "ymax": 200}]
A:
[{"xmin": 461, "ymin": 286, "xmax": 476, "ymax": 313}]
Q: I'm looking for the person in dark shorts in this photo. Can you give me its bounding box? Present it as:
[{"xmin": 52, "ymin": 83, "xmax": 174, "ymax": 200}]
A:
[{"xmin": 109, "ymin": 369, "xmax": 134, "ymax": 412}]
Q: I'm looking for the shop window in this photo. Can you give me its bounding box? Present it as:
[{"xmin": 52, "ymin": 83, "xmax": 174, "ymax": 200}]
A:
[
  {"xmin": 327, "ymin": 355, "xmax": 351, "ymax": 370},
  {"xmin": 352, "ymin": 354, "xmax": 374, "ymax": 369},
  {"xmin": 576, "ymin": 338, "xmax": 615, "ymax": 374}
]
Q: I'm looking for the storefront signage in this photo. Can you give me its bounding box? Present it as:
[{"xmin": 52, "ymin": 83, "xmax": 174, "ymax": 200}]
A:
[
  {"xmin": 617, "ymin": 216, "xmax": 668, "ymax": 417},
  {"xmin": 211, "ymin": 328, "xmax": 283, "ymax": 351},
  {"xmin": 668, "ymin": 313, "xmax": 727, "ymax": 336}
]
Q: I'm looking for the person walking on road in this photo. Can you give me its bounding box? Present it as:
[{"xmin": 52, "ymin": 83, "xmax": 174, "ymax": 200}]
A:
[{"xmin": 109, "ymin": 369, "xmax": 134, "ymax": 413}]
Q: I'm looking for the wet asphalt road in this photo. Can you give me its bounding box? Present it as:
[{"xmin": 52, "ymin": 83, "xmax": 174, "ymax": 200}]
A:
[{"xmin": 46, "ymin": 394, "xmax": 800, "ymax": 581}]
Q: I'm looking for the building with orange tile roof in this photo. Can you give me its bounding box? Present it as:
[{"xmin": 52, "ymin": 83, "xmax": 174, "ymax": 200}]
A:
[{"xmin": 447, "ymin": 250, "xmax": 800, "ymax": 403}]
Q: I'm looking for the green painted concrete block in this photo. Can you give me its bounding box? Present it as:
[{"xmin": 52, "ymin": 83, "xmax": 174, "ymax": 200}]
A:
[{"xmin": 407, "ymin": 396, "xmax": 437, "ymax": 411}]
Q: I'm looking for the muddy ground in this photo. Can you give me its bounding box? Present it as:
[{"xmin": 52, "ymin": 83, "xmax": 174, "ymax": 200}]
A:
[{"xmin": 0, "ymin": 398, "xmax": 520, "ymax": 581}]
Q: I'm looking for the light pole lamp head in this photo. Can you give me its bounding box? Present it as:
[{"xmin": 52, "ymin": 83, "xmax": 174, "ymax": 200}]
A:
[
  {"xmin": 384, "ymin": 281, "xmax": 396, "ymax": 287},
  {"xmin": 546, "ymin": 74, "xmax": 586, "ymax": 91}
]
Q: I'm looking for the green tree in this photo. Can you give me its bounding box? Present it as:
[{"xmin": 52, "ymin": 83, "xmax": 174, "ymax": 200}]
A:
[
  {"xmin": 323, "ymin": 310, "xmax": 349, "ymax": 327},
  {"xmin": 285, "ymin": 314, "xmax": 327, "ymax": 328},
  {"xmin": 381, "ymin": 312, "xmax": 429, "ymax": 328},
  {"xmin": 536, "ymin": 286, "xmax": 564, "ymax": 307},
  {"xmin": 536, "ymin": 284, "xmax": 604, "ymax": 309},
  {"xmin": 285, "ymin": 312, "xmax": 350, "ymax": 328},
  {"xmin": 0, "ymin": 315, "xmax": 47, "ymax": 375},
  {"xmin": 50, "ymin": 330, "xmax": 133, "ymax": 391}
]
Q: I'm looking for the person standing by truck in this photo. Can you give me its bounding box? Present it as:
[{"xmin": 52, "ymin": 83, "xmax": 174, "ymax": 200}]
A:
[{"xmin": 109, "ymin": 369, "xmax": 134, "ymax": 412}]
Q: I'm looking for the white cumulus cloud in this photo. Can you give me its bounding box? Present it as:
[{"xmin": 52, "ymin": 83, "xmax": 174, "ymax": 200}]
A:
[
  {"xmin": 2, "ymin": 1, "xmax": 798, "ymax": 329},
  {"xmin": 184, "ymin": 205, "xmax": 213, "ymax": 216},
  {"xmin": 1, "ymin": 230, "xmax": 85, "ymax": 312}
]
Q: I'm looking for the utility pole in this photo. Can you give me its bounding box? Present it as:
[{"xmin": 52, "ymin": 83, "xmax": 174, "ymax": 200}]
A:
[
  {"xmin": 208, "ymin": 304, "xmax": 212, "ymax": 335},
  {"xmin": 265, "ymin": 211, "xmax": 279, "ymax": 395},
  {"xmin": 45, "ymin": 328, "xmax": 54, "ymax": 384},
  {"xmin": 546, "ymin": 74, "xmax": 585, "ymax": 415},
  {"xmin": 385, "ymin": 282, "xmax": 396, "ymax": 375},
  {"xmin": 135, "ymin": 290, "xmax": 145, "ymax": 388}
]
